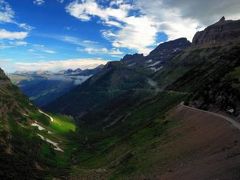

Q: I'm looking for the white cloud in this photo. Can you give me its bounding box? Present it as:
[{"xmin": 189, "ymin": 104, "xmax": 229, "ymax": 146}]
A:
[
  {"xmin": 44, "ymin": 34, "xmax": 123, "ymax": 56},
  {"xmin": 15, "ymin": 41, "xmax": 28, "ymax": 46},
  {"xmin": 78, "ymin": 47, "xmax": 108, "ymax": 54},
  {"xmin": 0, "ymin": 29, "xmax": 28, "ymax": 40},
  {"xmin": 33, "ymin": 0, "xmax": 45, "ymax": 6},
  {"xmin": 153, "ymin": 0, "xmax": 240, "ymax": 25},
  {"xmin": 0, "ymin": 40, "xmax": 27, "ymax": 49},
  {"xmin": 30, "ymin": 44, "xmax": 56, "ymax": 54},
  {"xmin": 66, "ymin": 0, "xmax": 129, "ymax": 22},
  {"xmin": 134, "ymin": 0, "xmax": 201, "ymax": 41},
  {"xmin": 77, "ymin": 46, "xmax": 124, "ymax": 56},
  {"xmin": 60, "ymin": 35, "xmax": 88, "ymax": 46},
  {"xmin": 42, "ymin": 34, "xmax": 99, "ymax": 47},
  {"xmin": 12, "ymin": 58, "xmax": 107, "ymax": 72},
  {"xmin": 110, "ymin": 16, "xmax": 158, "ymax": 54},
  {"xmin": 0, "ymin": 0, "xmax": 14, "ymax": 23},
  {"xmin": 9, "ymin": 41, "xmax": 28, "ymax": 46},
  {"xmin": 65, "ymin": 0, "xmax": 240, "ymax": 54},
  {"xmin": 135, "ymin": 0, "xmax": 240, "ymax": 41},
  {"xmin": 18, "ymin": 23, "xmax": 34, "ymax": 31},
  {"xmin": 0, "ymin": 0, "xmax": 33, "ymax": 30},
  {"xmin": 109, "ymin": 48, "xmax": 124, "ymax": 55},
  {"xmin": 66, "ymin": 0, "xmax": 156, "ymax": 54}
]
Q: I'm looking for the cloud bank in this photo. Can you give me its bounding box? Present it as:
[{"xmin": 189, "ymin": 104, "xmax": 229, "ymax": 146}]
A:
[
  {"xmin": 2, "ymin": 58, "xmax": 107, "ymax": 72},
  {"xmin": 66, "ymin": 0, "xmax": 240, "ymax": 54},
  {"xmin": 66, "ymin": 0, "xmax": 158, "ymax": 54}
]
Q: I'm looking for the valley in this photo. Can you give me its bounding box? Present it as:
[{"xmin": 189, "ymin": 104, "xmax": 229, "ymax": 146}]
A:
[
  {"xmin": 1, "ymin": 16, "xmax": 240, "ymax": 179},
  {"xmin": 9, "ymin": 66, "xmax": 103, "ymax": 107}
]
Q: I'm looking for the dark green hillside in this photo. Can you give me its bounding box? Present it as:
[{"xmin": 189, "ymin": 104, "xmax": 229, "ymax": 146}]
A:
[
  {"xmin": 48, "ymin": 18, "xmax": 240, "ymax": 179},
  {"xmin": 45, "ymin": 38, "xmax": 191, "ymax": 120},
  {"xmin": 45, "ymin": 61, "xmax": 153, "ymax": 119},
  {"xmin": 167, "ymin": 44, "xmax": 240, "ymax": 112},
  {"xmin": 0, "ymin": 68, "xmax": 79, "ymax": 179},
  {"xmin": 70, "ymin": 91, "xmax": 186, "ymax": 178},
  {"xmin": 0, "ymin": 68, "xmax": 43, "ymax": 178}
]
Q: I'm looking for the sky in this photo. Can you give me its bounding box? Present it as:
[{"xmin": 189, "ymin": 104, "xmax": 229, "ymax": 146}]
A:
[{"xmin": 0, "ymin": 0, "xmax": 240, "ymax": 72}]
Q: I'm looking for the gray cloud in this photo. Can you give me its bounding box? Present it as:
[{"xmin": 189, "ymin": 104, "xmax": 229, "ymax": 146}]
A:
[
  {"xmin": 136, "ymin": 0, "xmax": 240, "ymax": 26},
  {"xmin": 134, "ymin": 0, "xmax": 240, "ymax": 41},
  {"xmin": 162, "ymin": 0, "xmax": 240, "ymax": 25}
]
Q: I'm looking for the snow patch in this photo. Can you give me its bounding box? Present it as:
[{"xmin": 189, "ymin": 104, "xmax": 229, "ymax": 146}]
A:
[
  {"xmin": 147, "ymin": 59, "xmax": 153, "ymax": 63},
  {"xmin": 31, "ymin": 123, "xmax": 45, "ymax": 131},
  {"xmin": 37, "ymin": 134, "xmax": 64, "ymax": 152},
  {"xmin": 150, "ymin": 66, "xmax": 163, "ymax": 72},
  {"xmin": 148, "ymin": 61, "xmax": 161, "ymax": 67},
  {"xmin": 128, "ymin": 63, "xmax": 136, "ymax": 67},
  {"xmin": 38, "ymin": 110, "xmax": 54, "ymax": 122}
]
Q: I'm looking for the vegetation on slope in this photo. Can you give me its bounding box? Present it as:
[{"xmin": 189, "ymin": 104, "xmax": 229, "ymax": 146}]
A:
[
  {"xmin": 69, "ymin": 91, "xmax": 186, "ymax": 178},
  {"xmin": 0, "ymin": 68, "xmax": 79, "ymax": 179}
]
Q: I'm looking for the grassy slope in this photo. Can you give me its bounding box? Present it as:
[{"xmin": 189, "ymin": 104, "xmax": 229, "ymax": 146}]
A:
[
  {"xmin": 45, "ymin": 62, "xmax": 153, "ymax": 118},
  {"xmin": 68, "ymin": 43, "xmax": 240, "ymax": 178},
  {"xmin": 0, "ymin": 69, "xmax": 79, "ymax": 179},
  {"xmin": 165, "ymin": 44, "xmax": 240, "ymax": 113},
  {"xmin": 31, "ymin": 113, "xmax": 78, "ymax": 177},
  {"xmin": 49, "ymin": 114, "xmax": 76, "ymax": 134},
  {"xmin": 69, "ymin": 91, "xmax": 186, "ymax": 179},
  {"xmin": 7, "ymin": 110, "xmax": 78, "ymax": 179}
]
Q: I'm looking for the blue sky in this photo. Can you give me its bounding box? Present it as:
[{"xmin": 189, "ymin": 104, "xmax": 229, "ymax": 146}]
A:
[{"xmin": 0, "ymin": 0, "xmax": 240, "ymax": 72}]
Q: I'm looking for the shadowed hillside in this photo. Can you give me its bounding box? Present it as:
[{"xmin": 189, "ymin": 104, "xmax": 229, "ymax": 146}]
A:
[{"xmin": 42, "ymin": 18, "xmax": 240, "ymax": 179}]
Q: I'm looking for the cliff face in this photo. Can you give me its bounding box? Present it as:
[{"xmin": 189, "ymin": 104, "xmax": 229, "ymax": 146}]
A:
[
  {"xmin": 192, "ymin": 17, "xmax": 240, "ymax": 47},
  {"xmin": 120, "ymin": 38, "xmax": 191, "ymax": 71},
  {"xmin": 148, "ymin": 38, "xmax": 191, "ymax": 60}
]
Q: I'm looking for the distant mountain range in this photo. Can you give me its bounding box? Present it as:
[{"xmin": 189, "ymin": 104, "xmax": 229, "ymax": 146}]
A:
[{"xmin": 9, "ymin": 65, "xmax": 104, "ymax": 107}]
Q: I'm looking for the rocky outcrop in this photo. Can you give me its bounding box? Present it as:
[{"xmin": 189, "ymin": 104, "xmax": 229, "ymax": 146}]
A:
[
  {"xmin": 192, "ymin": 17, "xmax": 240, "ymax": 47},
  {"xmin": 147, "ymin": 38, "xmax": 191, "ymax": 62},
  {"xmin": 121, "ymin": 53, "xmax": 145, "ymax": 66},
  {"xmin": 121, "ymin": 38, "xmax": 191, "ymax": 69}
]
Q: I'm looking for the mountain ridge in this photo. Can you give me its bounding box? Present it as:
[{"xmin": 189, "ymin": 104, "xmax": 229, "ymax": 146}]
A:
[
  {"xmin": 193, "ymin": 17, "xmax": 240, "ymax": 47},
  {"xmin": 44, "ymin": 37, "xmax": 191, "ymax": 117}
]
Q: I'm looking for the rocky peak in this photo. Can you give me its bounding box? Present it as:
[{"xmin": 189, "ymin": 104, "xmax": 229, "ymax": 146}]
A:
[
  {"xmin": 192, "ymin": 17, "xmax": 240, "ymax": 47},
  {"xmin": 104, "ymin": 61, "xmax": 123, "ymax": 70},
  {"xmin": 0, "ymin": 68, "xmax": 9, "ymax": 81},
  {"xmin": 148, "ymin": 38, "xmax": 191, "ymax": 58},
  {"xmin": 144, "ymin": 38, "xmax": 191, "ymax": 70},
  {"xmin": 218, "ymin": 16, "xmax": 225, "ymax": 23},
  {"xmin": 121, "ymin": 53, "xmax": 144, "ymax": 62},
  {"xmin": 121, "ymin": 38, "xmax": 191, "ymax": 69}
]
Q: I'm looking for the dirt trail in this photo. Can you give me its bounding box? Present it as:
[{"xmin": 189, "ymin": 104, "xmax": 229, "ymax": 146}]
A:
[{"xmin": 181, "ymin": 104, "xmax": 240, "ymax": 130}]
